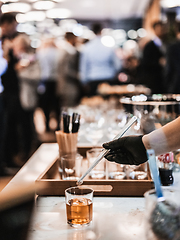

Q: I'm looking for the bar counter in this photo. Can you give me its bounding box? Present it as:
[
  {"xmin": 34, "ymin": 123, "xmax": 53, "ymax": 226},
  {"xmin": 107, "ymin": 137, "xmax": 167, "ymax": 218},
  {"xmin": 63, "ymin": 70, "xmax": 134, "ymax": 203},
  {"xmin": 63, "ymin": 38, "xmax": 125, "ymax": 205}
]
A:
[{"xmin": 1, "ymin": 143, "xmax": 180, "ymax": 240}]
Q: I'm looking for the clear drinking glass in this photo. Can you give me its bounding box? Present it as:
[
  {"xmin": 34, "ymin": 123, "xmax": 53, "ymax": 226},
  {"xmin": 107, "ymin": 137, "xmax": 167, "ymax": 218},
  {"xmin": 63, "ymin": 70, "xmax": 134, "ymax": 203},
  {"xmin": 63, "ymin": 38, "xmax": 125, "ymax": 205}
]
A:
[
  {"xmin": 107, "ymin": 162, "xmax": 126, "ymax": 180},
  {"xmin": 86, "ymin": 148, "xmax": 106, "ymax": 179},
  {"xmin": 59, "ymin": 153, "xmax": 83, "ymax": 180},
  {"xmin": 86, "ymin": 122, "xmax": 104, "ymax": 146},
  {"xmin": 125, "ymin": 163, "xmax": 148, "ymax": 180},
  {"xmin": 65, "ymin": 186, "xmax": 93, "ymax": 228}
]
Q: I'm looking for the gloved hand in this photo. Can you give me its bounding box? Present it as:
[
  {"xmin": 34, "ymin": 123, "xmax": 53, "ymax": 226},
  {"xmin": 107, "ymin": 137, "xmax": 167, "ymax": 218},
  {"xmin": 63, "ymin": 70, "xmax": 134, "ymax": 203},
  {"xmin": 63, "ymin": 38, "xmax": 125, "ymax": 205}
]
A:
[{"xmin": 103, "ymin": 135, "xmax": 147, "ymax": 165}]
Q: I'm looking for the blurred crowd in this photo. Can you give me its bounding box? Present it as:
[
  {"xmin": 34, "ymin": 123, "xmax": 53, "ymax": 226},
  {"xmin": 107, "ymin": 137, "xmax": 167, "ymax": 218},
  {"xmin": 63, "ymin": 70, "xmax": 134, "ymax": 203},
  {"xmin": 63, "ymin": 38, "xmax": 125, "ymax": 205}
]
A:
[{"xmin": 0, "ymin": 12, "xmax": 180, "ymax": 176}]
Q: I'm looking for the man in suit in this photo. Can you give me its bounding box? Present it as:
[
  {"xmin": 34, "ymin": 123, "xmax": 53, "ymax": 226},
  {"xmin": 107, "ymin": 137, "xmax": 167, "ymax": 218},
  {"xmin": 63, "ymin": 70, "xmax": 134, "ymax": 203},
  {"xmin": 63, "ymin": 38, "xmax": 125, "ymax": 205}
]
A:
[
  {"xmin": 139, "ymin": 21, "xmax": 167, "ymax": 94},
  {"xmin": 57, "ymin": 32, "xmax": 83, "ymax": 107},
  {"xmin": 165, "ymin": 22, "xmax": 180, "ymax": 94},
  {"xmin": 0, "ymin": 13, "xmax": 22, "ymax": 170}
]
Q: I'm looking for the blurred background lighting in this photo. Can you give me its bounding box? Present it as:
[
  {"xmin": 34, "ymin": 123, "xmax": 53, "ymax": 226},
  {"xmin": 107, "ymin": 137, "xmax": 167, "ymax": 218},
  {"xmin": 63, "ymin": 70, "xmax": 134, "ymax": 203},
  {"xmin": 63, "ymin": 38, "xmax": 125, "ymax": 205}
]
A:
[
  {"xmin": 17, "ymin": 22, "xmax": 36, "ymax": 35},
  {"xmin": 101, "ymin": 35, "xmax": 115, "ymax": 47},
  {"xmin": 113, "ymin": 29, "xmax": 127, "ymax": 40},
  {"xmin": 1, "ymin": 3, "xmax": 31, "ymax": 13},
  {"xmin": 161, "ymin": 0, "xmax": 180, "ymax": 8},
  {"xmin": 16, "ymin": 13, "xmax": 26, "ymax": 23},
  {"xmin": 137, "ymin": 28, "xmax": 147, "ymax": 38},
  {"xmin": 127, "ymin": 29, "xmax": 138, "ymax": 39},
  {"xmin": 24, "ymin": 11, "xmax": 46, "ymax": 22},
  {"xmin": 30, "ymin": 38, "xmax": 42, "ymax": 48},
  {"xmin": 123, "ymin": 39, "xmax": 138, "ymax": 55},
  {"xmin": 33, "ymin": 1, "xmax": 55, "ymax": 10},
  {"xmin": 73, "ymin": 24, "xmax": 83, "ymax": 36},
  {"xmin": 1, "ymin": 0, "xmax": 18, "ymax": 3},
  {"xmin": 46, "ymin": 8, "xmax": 71, "ymax": 18}
]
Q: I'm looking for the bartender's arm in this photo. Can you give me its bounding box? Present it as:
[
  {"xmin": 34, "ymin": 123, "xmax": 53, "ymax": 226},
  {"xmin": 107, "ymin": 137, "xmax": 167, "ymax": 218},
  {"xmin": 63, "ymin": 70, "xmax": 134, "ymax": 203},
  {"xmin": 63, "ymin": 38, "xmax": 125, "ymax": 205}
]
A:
[{"xmin": 103, "ymin": 117, "xmax": 180, "ymax": 165}]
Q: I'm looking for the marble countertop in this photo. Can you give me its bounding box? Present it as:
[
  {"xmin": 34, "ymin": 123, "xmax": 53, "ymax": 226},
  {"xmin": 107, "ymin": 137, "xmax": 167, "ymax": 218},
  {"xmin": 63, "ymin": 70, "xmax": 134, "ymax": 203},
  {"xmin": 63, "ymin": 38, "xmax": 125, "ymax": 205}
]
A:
[{"xmin": 28, "ymin": 196, "xmax": 146, "ymax": 240}]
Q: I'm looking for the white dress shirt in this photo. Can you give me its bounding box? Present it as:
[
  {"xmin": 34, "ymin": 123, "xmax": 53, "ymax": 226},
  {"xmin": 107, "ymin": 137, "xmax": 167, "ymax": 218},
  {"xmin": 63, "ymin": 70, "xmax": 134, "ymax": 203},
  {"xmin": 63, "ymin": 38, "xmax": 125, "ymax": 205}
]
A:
[
  {"xmin": 79, "ymin": 36, "xmax": 120, "ymax": 83},
  {"xmin": 37, "ymin": 46, "xmax": 61, "ymax": 81}
]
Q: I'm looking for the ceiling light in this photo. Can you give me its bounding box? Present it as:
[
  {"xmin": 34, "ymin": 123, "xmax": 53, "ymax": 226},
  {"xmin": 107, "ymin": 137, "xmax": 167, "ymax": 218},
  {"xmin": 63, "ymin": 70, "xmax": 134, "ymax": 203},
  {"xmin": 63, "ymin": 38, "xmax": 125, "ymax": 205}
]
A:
[
  {"xmin": 1, "ymin": 0, "xmax": 18, "ymax": 3},
  {"xmin": 137, "ymin": 28, "xmax": 147, "ymax": 38},
  {"xmin": 48, "ymin": 26, "xmax": 63, "ymax": 36},
  {"xmin": 127, "ymin": 30, "xmax": 138, "ymax": 39},
  {"xmin": 16, "ymin": 13, "xmax": 26, "ymax": 23},
  {"xmin": 46, "ymin": 8, "xmax": 71, "ymax": 19},
  {"xmin": 112, "ymin": 29, "xmax": 126, "ymax": 40},
  {"xmin": 26, "ymin": 11, "xmax": 46, "ymax": 21},
  {"xmin": 33, "ymin": 1, "xmax": 55, "ymax": 10},
  {"xmin": 17, "ymin": 11, "xmax": 46, "ymax": 22},
  {"xmin": 36, "ymin": 19, "xmax": 54, "ymax": 28},
  {"xmin": 1, "ymin": 2, "xmax": 31, "ymax": 13},
  {"xmin": 17, "ymin": 22, "xmax": 36, "ymax": 35},
  {"xmin": 59, "ymin": 19, "xmax": 78, "ymax": 32},
  {"xmin": 101, "ymin": 36, "xmax": 115, "ymax": 48}
]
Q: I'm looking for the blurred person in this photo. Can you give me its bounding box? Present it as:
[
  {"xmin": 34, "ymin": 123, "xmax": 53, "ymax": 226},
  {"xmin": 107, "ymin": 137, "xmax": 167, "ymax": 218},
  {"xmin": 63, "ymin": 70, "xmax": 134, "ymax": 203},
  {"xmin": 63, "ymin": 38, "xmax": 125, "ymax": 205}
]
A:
[
  {"xmin": 0, "ymin": 13, "xmax": 25, "ymax": 169},
  {"xmin": 103, "ymin": 116, "xmax": 180, "ymax": 166},
  {"xmin": 13, "ymin": 33, "xmax": 41, "ymax": 161},
  {"xmin": 79, "ymin": 23, "xmax": 121, "ymax": 96},
  {"xmin": 165, "ymin": 22, "xmax": 180, "ymax": 94},
  {"xmin": 56, "ymin": 32, "xmax": 83, "ymax": 107},
  {"xmin": 139, "ymin": 21, "xmax": 167, "ymax": 94},
  {"xmin": 118, "ymin": 55, "xmax": 141, "ymax": 85},
  {"xmin": 0, "ymin": 12, "xmax": 8, "ymax": 176},
  {"xmin": 37, "ymin": 38, "xmax": 61, "ymax": 131}
]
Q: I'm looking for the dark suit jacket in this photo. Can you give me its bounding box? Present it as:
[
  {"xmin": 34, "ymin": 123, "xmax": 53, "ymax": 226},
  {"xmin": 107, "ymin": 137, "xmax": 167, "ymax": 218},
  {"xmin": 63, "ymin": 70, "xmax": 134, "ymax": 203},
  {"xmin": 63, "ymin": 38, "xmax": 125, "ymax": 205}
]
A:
[
  {"xmin": 139, "ymin": 40, "xmax": 165, "ymax": 94},
  {"xmin": 165, "ymin": 40, "xmax": 180, "ymax": 94}
]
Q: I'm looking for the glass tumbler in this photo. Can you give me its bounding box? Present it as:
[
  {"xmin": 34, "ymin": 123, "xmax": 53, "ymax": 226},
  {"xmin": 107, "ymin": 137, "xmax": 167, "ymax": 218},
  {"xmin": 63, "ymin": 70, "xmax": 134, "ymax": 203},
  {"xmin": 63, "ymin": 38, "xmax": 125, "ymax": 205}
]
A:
[
  {"xmin": 59, "ymin": 153, "xmax": 83, "ymax": 180},
  {"xmin": 65, "ymin": 186, "xmax": 93, "ymax": 228},
  {"xmin": 86, "ymin": 148, "xmax": 106, "ymax": 179},
  {"xmin": 107, "ymin": 162, "xmax": 126, "ymax": 180}
]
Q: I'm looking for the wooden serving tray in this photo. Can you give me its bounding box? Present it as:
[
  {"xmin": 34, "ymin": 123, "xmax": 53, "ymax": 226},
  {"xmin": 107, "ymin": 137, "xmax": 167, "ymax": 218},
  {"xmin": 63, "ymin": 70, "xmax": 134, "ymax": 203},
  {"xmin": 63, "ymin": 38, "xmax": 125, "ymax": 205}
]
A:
[{"xmin": 35, "ymin": 147, "xmax": 154, "ymax": 197}]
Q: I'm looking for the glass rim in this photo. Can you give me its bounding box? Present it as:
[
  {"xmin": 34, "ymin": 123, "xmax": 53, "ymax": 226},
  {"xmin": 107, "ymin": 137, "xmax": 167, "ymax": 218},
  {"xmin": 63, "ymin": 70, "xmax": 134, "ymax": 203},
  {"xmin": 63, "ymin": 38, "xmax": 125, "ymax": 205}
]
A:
[
  {"xmin": 61, "ymin": 153, "xmax": 83, "ymax": 159},
  {"xmin": 65, "ymin": 186, "xmax": 94, "ymax": 195},
  {"xmin": 87, "ymin": 147, "xmax": 103, "ymax": 153}
]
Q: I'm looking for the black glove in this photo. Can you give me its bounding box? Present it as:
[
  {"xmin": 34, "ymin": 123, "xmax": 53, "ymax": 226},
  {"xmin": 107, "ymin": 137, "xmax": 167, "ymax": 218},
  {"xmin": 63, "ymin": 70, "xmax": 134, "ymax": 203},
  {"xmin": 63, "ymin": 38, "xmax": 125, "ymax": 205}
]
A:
[{"xmin": 103, "ymin": 135, "xmax": 147, "ymax": 165}]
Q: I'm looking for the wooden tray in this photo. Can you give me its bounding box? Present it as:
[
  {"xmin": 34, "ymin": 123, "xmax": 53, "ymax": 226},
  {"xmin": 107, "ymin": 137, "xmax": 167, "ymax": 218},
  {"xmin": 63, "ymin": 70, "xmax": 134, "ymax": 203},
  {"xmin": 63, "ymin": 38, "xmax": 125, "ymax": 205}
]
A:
[{"xmin": 36, "ymin": 148, "xmax": 154, "ymax": 197}]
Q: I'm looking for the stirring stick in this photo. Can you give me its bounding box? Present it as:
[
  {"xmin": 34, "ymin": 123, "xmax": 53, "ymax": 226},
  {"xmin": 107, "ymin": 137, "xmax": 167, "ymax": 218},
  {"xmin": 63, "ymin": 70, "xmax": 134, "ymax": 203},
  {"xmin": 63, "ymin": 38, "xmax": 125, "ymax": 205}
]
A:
[{"xmin": 76, "ymin": 116, "xmax": 138, "ymax": 185}]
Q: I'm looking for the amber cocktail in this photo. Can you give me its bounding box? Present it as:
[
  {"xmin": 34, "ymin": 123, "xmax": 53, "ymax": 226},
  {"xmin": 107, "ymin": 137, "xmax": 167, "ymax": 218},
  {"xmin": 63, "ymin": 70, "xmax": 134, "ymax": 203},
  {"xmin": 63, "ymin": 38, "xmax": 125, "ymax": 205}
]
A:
[{"xmin": 65, "ymin": 187, "xmax": 93, "ymax": 227}]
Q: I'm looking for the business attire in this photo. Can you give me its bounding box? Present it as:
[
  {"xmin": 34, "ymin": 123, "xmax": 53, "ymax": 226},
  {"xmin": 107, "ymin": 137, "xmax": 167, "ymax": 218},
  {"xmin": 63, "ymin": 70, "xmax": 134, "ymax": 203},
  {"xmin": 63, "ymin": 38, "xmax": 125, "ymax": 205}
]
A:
[
  {"xmin": 0, "ymin": 40, "xmax": 7, "ymax": 175},
  {"xmin": 56, "ymin": 41, "xmax": 83, "ymax": 107},
  {"xmin": 139, "ymin": 37, "xmax": 166, "ymax": 94},
  {"xmin": 1, "ymin": 47, "xmax": 23, "ymax": 168},
  {"xmin": 79, "ymin": 36, "xmax": 120, "ymax": 96},
  {"xmin": 37, "ymin": 46, "xmax": 61, "ymax": 131},
  {"xmin": 165, "ymin": 39, "xmax": 180, "ymax": 93}
]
